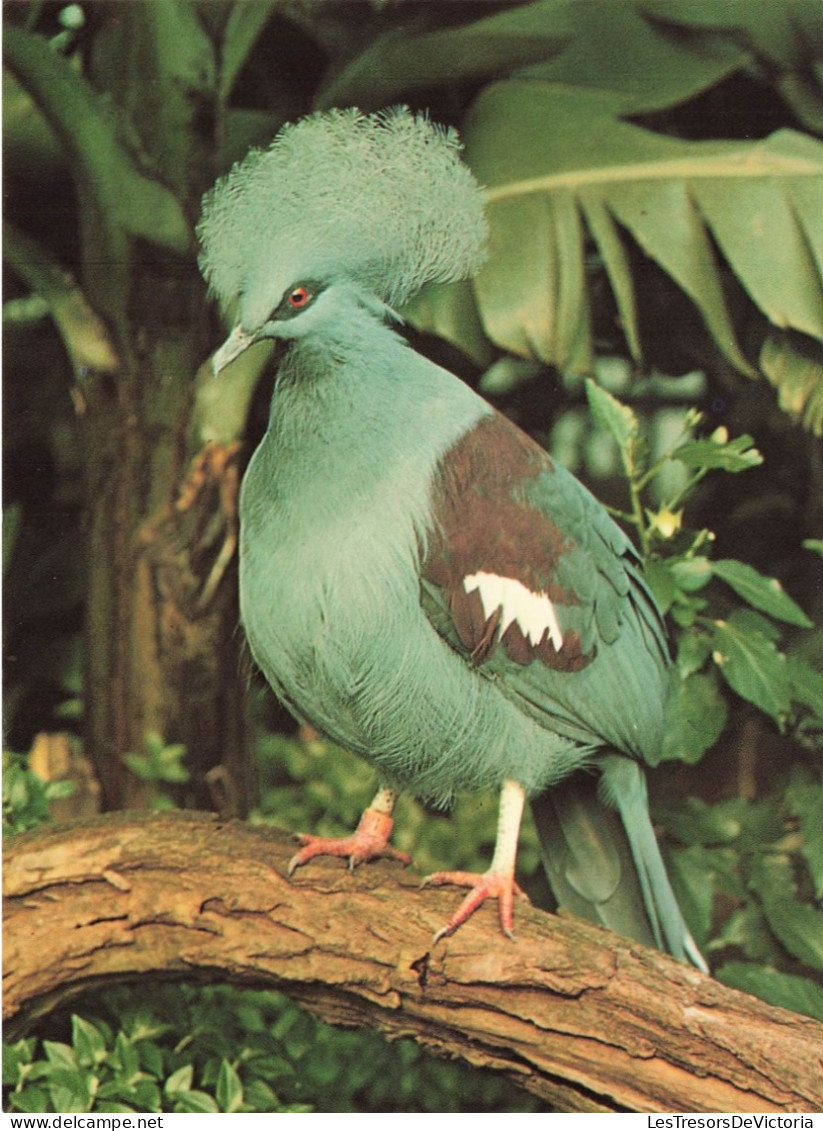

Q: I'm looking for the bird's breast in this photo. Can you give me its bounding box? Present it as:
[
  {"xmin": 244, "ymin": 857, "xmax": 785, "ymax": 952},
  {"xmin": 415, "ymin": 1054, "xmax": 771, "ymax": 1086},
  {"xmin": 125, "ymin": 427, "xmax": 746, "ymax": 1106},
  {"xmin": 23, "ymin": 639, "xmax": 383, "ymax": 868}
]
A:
[{"xmin": 236, "ymin": 409, "xmax": 457, "ymax": 743}]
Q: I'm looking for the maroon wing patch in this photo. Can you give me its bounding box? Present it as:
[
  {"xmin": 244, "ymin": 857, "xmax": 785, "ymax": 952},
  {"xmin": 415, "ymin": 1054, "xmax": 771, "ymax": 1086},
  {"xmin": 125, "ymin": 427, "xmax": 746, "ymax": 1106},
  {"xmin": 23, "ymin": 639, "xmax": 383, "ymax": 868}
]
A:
[{"xmin": 423, "ymin": 412, "xmax": 592, "ymax": 672}]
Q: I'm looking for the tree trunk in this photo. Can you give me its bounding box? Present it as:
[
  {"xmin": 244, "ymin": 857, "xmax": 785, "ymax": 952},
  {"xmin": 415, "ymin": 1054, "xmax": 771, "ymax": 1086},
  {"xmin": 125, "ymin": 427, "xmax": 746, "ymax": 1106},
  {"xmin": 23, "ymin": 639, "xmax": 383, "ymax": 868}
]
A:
[
  {"xmin": 79, "ymin": 3, "xmax": 254, "ymax": 812},
  {"xmin": 82, "ymin": 352, "xmax": 252, "ymax": 813},
  {"xmin": 5, "ymin": 812, "xmax": 821, "ymax": 1114},
  {"xmin": 2, "ymin": 5, "xmax": 256, "ymax": 813}
]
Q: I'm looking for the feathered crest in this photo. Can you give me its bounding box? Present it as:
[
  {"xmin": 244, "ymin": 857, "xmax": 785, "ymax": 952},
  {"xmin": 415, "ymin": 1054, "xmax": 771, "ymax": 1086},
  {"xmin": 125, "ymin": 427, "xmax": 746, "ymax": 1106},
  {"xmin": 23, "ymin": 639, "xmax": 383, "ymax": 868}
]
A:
[{"xmin": 197, "ymin": 108, "xmax": 487, "ymax": 319}]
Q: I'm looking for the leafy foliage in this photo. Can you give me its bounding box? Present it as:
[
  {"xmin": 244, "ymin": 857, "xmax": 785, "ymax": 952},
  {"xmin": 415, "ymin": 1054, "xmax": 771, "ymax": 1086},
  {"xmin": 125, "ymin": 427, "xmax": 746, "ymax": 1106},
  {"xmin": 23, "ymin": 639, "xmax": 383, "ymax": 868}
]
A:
[
  {"xmin": 579, "ymin": 383, "xmax": 822, "ymax": 1019},
  {"xmin": 3, "ymin": 983, "xmax": 546, "ymax": 1114},
  {"xmin": 2, "ymin": 750, "xmax": 74, "ymax": 836},
  {"xmin": 122, "ymin": 732, "xmax": 190, "ymax": 810},
  {"xmin": 654, "ymin": 776, "xmax": 823, "ymax": 1023},
  {"xmin": 3, "ymin": 998, "xmax": 310, "ymax": 1114},
  {"xmin": 585, "ymin": 381, "xmax": 820, "ymax": 740}
]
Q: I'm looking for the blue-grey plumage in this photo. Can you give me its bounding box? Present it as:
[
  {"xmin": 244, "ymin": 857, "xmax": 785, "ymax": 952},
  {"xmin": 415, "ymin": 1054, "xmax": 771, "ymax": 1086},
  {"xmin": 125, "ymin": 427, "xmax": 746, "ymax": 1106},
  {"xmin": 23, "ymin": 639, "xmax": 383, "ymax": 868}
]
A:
[
  {"xmin": 239, "ymin": 311, "xmax": 586, "ymax": 802},
  {"xmin": 199, "ymin": 108, "xmax": 707, "ymax": 970}
]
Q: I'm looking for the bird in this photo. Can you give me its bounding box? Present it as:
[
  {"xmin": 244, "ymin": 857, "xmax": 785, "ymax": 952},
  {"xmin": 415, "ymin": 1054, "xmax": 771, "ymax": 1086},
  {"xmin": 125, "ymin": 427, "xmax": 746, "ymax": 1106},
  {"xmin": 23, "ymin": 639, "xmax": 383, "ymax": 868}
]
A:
[{"xmin": 198, "ymin": 107, "xmax": 707, "ymax": 970}]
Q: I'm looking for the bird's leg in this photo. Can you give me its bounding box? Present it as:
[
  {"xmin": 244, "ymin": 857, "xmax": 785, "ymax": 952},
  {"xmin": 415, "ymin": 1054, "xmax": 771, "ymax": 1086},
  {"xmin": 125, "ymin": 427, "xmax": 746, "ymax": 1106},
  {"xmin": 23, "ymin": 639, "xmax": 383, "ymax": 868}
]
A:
[
  {"xmin": 288, "ymin": 784, "xmax": 411, "ymax": 875},
  {"xmin": 423, "ymin": 779, "xmax": 529, "ymax": 942}
]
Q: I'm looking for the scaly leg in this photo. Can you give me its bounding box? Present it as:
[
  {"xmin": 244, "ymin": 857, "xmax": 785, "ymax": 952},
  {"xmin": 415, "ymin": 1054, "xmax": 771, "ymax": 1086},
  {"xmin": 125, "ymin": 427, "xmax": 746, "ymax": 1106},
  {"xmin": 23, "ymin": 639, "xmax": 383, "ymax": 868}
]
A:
[
  {"xmin": 423, "ymin": 779, "xmax": 529, "ymax": 942},
  {"xmin": 288, "ymin": 785, "xmax": 411, "ymax": 874}
]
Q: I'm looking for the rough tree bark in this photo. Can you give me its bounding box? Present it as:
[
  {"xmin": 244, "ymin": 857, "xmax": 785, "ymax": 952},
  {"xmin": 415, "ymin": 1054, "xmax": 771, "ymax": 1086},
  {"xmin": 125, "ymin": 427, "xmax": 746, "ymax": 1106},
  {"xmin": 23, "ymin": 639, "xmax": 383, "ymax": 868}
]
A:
[{"xmin": 4, "ymin": 812, "xmax": 821, "ymax": 1114}]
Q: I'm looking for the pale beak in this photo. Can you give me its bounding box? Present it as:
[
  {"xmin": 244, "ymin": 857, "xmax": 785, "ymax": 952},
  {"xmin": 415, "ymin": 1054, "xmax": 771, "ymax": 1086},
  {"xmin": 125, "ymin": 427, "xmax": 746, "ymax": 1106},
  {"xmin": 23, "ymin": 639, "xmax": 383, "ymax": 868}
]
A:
[{"xmin": 211, "ymin": 323, "xmax": 258, "ymax": 376}]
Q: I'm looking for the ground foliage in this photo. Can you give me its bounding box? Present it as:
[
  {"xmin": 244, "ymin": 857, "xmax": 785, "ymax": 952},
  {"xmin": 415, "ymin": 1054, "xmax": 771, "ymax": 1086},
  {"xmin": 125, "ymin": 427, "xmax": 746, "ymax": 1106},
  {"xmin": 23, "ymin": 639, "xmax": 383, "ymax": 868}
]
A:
[
  {"xmin": 3, "ymin": 0, "xmax": 823, "ymax": 1114},
  {"xmin": 3, "ymin": 982, "xmax": 546, "ymax": 1114}
]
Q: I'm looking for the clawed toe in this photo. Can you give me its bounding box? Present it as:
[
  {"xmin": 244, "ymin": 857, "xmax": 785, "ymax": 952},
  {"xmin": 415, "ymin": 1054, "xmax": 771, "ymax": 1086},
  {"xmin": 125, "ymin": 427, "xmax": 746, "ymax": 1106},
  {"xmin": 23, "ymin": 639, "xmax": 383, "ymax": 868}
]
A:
[
  {"xmin": 422, "ymin": 869, "xmax": 528, "ymax": 942},
  {"xmin": 286, "ymin": 807, "xmax": 411, "ymax": 876}
]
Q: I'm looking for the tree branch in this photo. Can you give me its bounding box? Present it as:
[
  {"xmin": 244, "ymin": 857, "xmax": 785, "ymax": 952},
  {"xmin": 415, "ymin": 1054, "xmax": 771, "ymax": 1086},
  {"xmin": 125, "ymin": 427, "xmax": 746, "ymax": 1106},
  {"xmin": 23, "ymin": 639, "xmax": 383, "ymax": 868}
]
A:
[{"xmin": 4, "ymin": 811, "xmax": 821, "ymax": 1113}]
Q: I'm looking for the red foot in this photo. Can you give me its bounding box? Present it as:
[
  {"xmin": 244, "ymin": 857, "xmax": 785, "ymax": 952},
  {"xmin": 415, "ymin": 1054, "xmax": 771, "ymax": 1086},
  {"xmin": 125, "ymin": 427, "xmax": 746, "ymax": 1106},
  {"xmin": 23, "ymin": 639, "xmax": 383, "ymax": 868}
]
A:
[
  {"xmin": 287, "ymin": 808, "xmax": 412, "ymax": 875},
  {"xmin": 422, "ymin": 869, "xmax": 529, "ymax": 943}
]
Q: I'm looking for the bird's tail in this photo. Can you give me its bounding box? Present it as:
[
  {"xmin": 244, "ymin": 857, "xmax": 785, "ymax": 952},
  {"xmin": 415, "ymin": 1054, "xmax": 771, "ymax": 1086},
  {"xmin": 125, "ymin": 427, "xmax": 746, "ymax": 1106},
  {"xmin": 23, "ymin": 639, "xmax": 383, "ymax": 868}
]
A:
[{"xmin": 530, "ymin": 756, "xmax": 707, "ymax": 971}]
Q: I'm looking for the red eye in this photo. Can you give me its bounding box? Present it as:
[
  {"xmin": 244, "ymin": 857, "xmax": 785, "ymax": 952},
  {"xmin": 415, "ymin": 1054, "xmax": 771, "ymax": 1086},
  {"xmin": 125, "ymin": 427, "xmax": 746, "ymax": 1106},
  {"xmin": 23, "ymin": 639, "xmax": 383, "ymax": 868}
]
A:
[{"xmin": 288, "ymin": 286, "xmax": 311, "ymax": 309}]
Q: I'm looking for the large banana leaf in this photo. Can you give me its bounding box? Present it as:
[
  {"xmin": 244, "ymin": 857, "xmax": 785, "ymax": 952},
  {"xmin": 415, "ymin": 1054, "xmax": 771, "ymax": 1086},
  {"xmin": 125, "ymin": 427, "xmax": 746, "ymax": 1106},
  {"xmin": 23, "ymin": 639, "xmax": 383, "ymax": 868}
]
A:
[
  {"xmin": 638, "ymin": 0, "xmax": 823, "ymax": 134},
  {"xmin": 452, "ymin": 82, "xmax": 823, "ymax": 379},
  {"xmin": 315, "ymin": 0, "xmax": 746, "ymax": 116},
  {"xmin": 315, "ymin": 1, "xmax": 571, "ymax": 112}
]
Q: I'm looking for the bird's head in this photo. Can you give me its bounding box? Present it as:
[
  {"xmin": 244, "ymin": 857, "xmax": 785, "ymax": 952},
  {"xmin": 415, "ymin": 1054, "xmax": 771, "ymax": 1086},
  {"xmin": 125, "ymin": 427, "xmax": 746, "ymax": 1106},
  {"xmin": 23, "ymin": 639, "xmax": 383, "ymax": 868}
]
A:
[
  {"xmin": 210, "ymin": 276, "xmax": 394, "ymax": 373},
  {"xmin": 198, "ymin": 108, "xmax": 488, "ymax": 374}
]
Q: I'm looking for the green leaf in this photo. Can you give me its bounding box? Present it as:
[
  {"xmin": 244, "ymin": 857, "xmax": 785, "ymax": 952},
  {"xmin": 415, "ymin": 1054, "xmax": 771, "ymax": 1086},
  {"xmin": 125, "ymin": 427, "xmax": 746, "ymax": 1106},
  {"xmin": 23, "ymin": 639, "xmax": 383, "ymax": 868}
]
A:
[
  {"xmin": 690, "ymin": 136, "xmax": 823, "ymax": 346},
  {"xmin": 673, "ymin": 433, "xmax": 763, "ymax": 472},
  {"xmin": 22, "ymin": 1059, "xmax": 51, "ymax": 1084},
  {"xmin": 45, "ymin": 779, "xmax": 76, "ymax": 802},
  {"xmin": 3, "ymin": 26, "xmax": 190, "ymax": 255},
  {"xmin": 317, "ymin": 2, "xmax": 570, "ymax": 111},
  {"xmin": 803, "ymin": 538, "xmax": 823, "ymax": 558},
  {"xmin": 402, "ymin": 279, "xmax": 494, "ymax": 367},
  {"xmin": 662, "ymin": 671, "xmax": 728, "ymax": 764},
  {"xmin": 584, "ymin": 378, "xmax": 639, "ymax": 453},
  {"xmin": 479, "ymin": 357, "xmax": 543, "ymax": 397},
  {"xmin": 710, "ymin": 559, "xmax": 812, "ymax": 627},
  {"xmin": 137, "ymin": 1040, "xmax": 164, "ymax": 1079},
  {"xmin": 644, "ymin": 556, "xmax": 712, "ymax": 622},
  {"xmin": 761, "ymin": 330, "xmax": 823, "ymax": 436},
  {"xmin": 164, "ymin": 1064, "xmax": 193, "ymax": 1096},
  {"xmin": 750, "ymin": 856, "xmax": 823, "ymax": 972},
  {"xmin": 580, "ymin": 191, "xmax": 641, "ymax": 360},
  {"xmin": 43, "ymin": 1041, "xmax": 78, "ymax": 1070},
  {"xmin": 126, "ymin": 1005, "xmax": 170, "ymax": 1041},
  {"xmin": 717, "ymin": 904, "xmax": 782, "ymax": 965},
  {"xmin": 132, "ymin": 1078, "xmax": 162, "ymax": 1111},
  {"xmin": 638, "ymin": 0, "xmax": 823, "ymax": 133},
  {"xmin": 475, "ymin": 184, "xmax": 592, "ymax": 369},
  {"xmin": 174, "ymin": 1089, "xmax": 220, "ymax": 1114},
  {"xmin": 216, "ymin": 1058, "xmax": 244, "ymax": 1113},
  {"xmin": 653, "ymin": 796, "xmax": 743, "ymax": 847},
  {"xmin": 47, "ymin": 1067, "xmax": 93, "ymax": 1113},
  {"xmin": 710, "ymin": 610, "xmax": 792, "ymax": 724},
  {"xmin": 643, "ymin": 558, "xmax": 679, "ymax": 614},
  {"xmin": 787, "ymin": 655, "xmax": 823, "ymax": 721},
  {"xmin": 669, "ymin": 556, "xmax": 713, "ymax": 593},
  {"xmin": 715, "ymin": 963, "xmax": 823, "ymax": 1023},
  {"xmin": 3, "ymin": 1042, "xmax": 24, "ymax": 1087},
  {"xmin": 124, "ymin": 732, "xmax": 189, "ymax": 784},
  {"xmin": 71, "ymin": 1015, "xmax": 107, "ymax": 1069},
  {"xmin": 786, "ymin": 766, "xmax": 823, "ymax": 900},
  {"xmin": 243, "ymin": 1078, "xmax": 281, "ymax": 1112},
  {"xmin": 675, "ymin": 628, "xmax": 714, "ymax": 679},
  {"xmin": 8, "ymin": 1086, "xmax": 50, "ymax": 1113},
  {"xmin": 733, "ymin": 793, "xmax": 788, "ymax": 857},
  {"xmin": 110, "ymin": 1032, "xmax": 140, "ymax": 1082},
  {"xmin": 661, "ymin": 843, "xmax": 721, "ymax": 950},
  {"xmin": 323, "ymin": 0, "xmax": 748, "ymax": 118},
  {"xmin": 517, "ymin": 0, "xmax": 747, "ymax": 115},
  {"xmin": 219, "ymin": 3, "xmax": 279, "ymax": 102}
]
